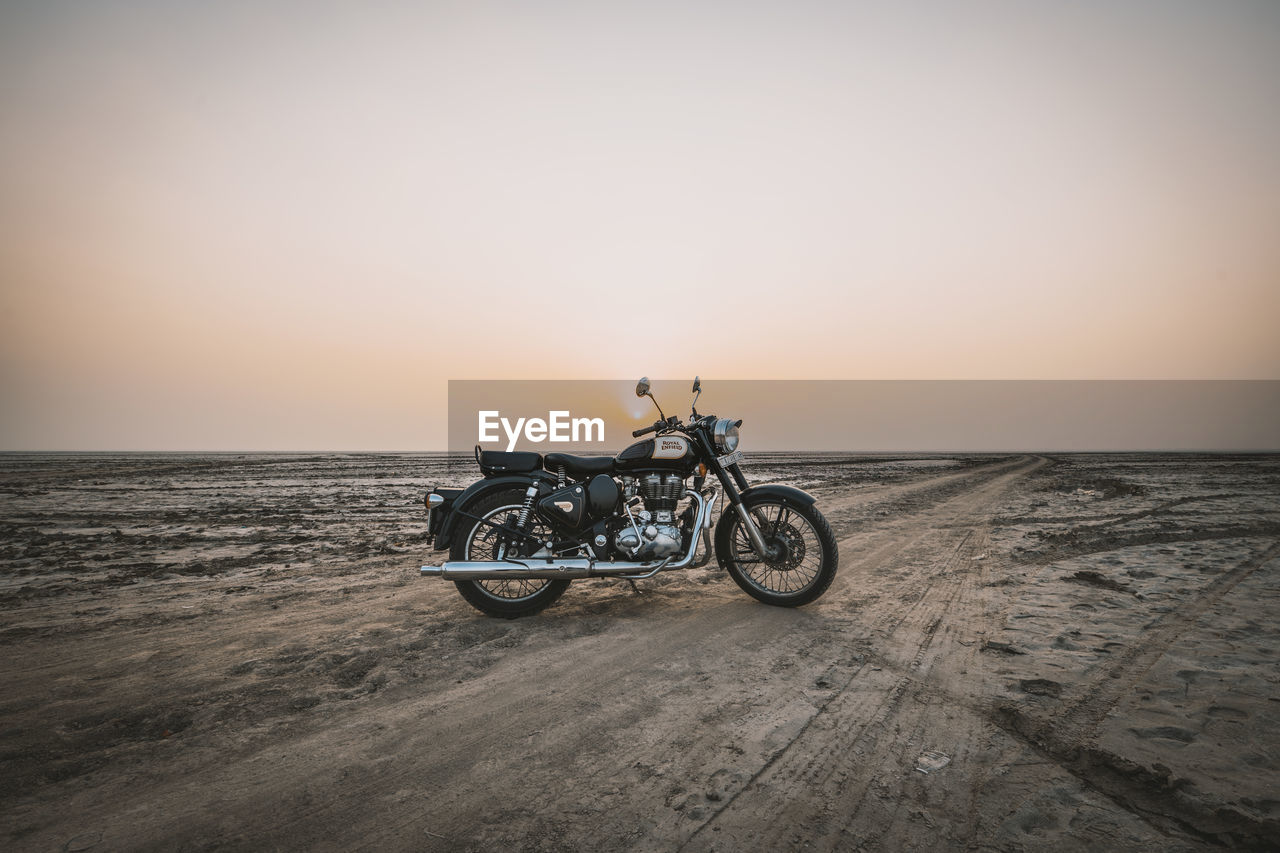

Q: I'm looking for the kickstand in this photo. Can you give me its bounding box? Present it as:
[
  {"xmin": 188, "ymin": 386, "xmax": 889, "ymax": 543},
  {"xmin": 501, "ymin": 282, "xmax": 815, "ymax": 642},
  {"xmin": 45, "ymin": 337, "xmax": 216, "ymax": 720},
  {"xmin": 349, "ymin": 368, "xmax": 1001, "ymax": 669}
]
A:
[{"xmin": 626, "ymin": 578, "xmax": 642, "ymax": 595}]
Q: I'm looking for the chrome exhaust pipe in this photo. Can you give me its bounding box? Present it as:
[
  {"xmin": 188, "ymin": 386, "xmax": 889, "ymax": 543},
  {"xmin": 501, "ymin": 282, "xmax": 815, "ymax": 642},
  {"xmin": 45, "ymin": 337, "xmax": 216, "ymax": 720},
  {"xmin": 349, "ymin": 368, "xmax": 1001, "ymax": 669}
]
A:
[
  {"xmin": 421, "ymin": 489, "xmax": 717, "ymax": 580},
  {"xmin": 420, "ymin": 558, "xmax": 659, "ymax": 581}
]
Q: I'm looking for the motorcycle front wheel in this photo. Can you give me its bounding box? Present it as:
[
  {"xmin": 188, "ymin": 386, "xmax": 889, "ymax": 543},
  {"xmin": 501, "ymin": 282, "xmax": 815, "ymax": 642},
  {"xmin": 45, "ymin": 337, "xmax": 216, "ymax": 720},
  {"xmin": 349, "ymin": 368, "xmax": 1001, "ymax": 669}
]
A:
[
  {"xmin": 450, "ymin": 488, "xmax": 570, "ymax": 619},
  {"xmin": 714, "ymin": 497, "xmax": 838, "ymax": 607}
]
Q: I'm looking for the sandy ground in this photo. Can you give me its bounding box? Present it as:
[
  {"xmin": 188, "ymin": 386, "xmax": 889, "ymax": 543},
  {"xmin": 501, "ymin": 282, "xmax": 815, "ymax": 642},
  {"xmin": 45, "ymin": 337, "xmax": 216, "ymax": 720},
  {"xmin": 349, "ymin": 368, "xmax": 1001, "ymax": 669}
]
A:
[{"xmin": 1, "ymin": 452, "xmax": 1278, "ymax": 851}]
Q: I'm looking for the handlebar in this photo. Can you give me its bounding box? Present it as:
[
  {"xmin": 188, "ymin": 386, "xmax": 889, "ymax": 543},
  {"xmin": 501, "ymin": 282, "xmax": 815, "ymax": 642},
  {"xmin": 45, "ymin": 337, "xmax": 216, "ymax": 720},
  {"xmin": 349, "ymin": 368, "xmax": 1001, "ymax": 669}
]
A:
[
  {"xmin": 635, "ymin": 413, "xmax": 719, "ymax": 437},
  {"xmin": 633, "ymin": 415, "xmax": 684, "ymax": 437}
]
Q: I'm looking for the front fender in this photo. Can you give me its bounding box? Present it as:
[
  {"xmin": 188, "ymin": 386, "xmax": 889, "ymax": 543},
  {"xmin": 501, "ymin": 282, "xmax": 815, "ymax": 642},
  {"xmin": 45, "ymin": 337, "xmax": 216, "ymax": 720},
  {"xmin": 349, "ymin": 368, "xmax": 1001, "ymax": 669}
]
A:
[
  {"xmin": 714, "ymin": 483, "xmax": 818, "ymax": 542},
  {"xmin": 737, "ymin": 483, "xmax": 817, "ymax": 507},
  {"xmin": 434, "ymin": 471, "xmax": 557, "ymax": 551}
]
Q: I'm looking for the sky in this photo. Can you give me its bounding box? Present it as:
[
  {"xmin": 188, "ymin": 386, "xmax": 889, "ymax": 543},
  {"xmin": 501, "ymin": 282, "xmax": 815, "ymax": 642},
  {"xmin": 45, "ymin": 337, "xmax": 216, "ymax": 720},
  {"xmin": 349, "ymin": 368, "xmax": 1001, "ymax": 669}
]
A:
[{"xmin": 1, "ymin": 0, "xmax": 1278, "ymax": 450}]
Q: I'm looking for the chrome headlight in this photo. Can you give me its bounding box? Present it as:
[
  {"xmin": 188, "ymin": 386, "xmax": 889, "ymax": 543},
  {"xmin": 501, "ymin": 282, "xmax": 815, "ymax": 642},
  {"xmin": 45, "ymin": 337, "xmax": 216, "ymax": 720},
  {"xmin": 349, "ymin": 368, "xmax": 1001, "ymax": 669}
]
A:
[{"xmin": 713, "ymin": 418, "xmax": 740, "ymax": 453}]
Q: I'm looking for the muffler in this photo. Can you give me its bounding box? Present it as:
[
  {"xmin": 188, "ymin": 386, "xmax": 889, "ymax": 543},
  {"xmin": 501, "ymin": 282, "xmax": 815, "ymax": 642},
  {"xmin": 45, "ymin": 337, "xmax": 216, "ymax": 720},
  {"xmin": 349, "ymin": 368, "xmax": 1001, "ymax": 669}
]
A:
[{"xmin": 421, "ymin": 557, "xmax": 666, "ymax": 581}]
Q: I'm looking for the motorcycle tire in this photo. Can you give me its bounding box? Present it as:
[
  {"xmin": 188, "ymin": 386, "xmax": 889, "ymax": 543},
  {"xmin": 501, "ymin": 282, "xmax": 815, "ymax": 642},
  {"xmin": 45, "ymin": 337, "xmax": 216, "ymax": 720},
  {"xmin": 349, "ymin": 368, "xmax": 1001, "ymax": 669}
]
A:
[
  {"xmin": 451, "ymin": 488, "xmax": 571, "ymax": 619},
  {"xmin": 715, "ymin": 496, "xmax": 838, "ymax": 607}
]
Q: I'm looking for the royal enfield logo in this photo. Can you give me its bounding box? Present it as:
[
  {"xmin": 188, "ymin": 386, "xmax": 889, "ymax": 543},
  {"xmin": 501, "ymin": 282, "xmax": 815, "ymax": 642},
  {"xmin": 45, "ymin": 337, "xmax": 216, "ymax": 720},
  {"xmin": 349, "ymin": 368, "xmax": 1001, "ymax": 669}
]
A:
[
  {"xmin": 653, "ymin": 436, "xmax": 688, "ymax": 459},
  {"xmin": 478, "ymin": 410, "xmax": 605, "ymax": 452}
]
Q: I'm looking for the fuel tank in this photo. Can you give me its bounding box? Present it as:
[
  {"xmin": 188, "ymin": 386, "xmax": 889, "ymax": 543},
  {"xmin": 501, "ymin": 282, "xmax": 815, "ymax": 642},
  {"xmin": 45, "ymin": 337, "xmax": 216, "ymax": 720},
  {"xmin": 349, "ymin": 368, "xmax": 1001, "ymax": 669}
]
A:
[{"xmin": 614, "ymin": 434, "xmax": 696, "ymax": 472}]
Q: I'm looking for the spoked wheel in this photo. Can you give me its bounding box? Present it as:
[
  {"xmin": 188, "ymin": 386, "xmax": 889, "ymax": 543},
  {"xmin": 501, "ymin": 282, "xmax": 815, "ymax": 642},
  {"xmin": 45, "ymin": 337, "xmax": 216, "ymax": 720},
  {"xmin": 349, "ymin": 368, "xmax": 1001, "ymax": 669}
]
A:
[
  {"xmin": 450, "ymin": 489, "xmax": 570, "ymax": 618},
  {"xmin": 715, "ymin": 498, "xmax": 838, "ymax": 607}
]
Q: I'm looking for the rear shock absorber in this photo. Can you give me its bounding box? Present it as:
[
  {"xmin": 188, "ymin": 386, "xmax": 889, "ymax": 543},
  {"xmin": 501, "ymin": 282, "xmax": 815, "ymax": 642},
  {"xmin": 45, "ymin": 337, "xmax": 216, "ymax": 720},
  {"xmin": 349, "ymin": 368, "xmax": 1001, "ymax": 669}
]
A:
[{"xmin": 516, "ymin": 483, "xmax": 539, "ymax": 529}]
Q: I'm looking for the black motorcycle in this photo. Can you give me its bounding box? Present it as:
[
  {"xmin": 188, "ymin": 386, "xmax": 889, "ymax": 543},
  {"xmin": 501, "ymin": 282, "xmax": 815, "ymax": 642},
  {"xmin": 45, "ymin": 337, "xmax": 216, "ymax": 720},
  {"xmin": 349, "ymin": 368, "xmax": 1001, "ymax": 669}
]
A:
[{"xmin": 420, "ymin": 378, "xmax": 838, "ymax": 617}]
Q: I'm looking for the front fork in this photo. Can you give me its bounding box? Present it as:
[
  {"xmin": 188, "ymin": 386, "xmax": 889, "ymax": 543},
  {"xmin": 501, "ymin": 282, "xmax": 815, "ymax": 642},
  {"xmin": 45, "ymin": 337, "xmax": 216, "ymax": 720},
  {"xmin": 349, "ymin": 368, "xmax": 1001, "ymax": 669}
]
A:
[
  {"xmin": 700, "ymin": 437, "xmax": 775, "ymax": 560},
  {"xmin": 734, "ymin": 502, "xmax": 774, "ymax": 558}
]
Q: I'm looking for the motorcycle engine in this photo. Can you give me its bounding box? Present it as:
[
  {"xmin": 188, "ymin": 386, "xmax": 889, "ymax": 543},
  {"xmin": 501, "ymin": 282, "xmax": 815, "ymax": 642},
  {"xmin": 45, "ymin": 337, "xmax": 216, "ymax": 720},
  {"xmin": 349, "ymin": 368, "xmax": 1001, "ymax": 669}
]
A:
[{"xmin": 615, "ymin": 473, "xmax": 685, "ymax": 560}]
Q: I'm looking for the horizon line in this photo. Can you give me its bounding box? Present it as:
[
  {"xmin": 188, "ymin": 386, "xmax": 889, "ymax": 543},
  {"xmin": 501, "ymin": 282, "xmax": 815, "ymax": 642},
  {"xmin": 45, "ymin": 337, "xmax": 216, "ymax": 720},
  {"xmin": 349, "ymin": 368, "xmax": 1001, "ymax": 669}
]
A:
[{"xmin": 2, "ymin": 449, "xmax": 1279, "ymax": 455}]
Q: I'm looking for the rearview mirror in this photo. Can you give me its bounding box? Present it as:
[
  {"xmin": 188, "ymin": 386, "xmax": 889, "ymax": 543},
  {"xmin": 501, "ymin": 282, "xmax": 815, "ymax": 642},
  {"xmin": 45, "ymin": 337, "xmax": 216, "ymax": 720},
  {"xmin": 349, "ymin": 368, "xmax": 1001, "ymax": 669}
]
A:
[
  {"xmin": 692, "ymin": 376, "xmax": 701, "ymax": 394},
  {"xmin": 636, "ymin": 377, "xmax": 650, "ymax": 398}
]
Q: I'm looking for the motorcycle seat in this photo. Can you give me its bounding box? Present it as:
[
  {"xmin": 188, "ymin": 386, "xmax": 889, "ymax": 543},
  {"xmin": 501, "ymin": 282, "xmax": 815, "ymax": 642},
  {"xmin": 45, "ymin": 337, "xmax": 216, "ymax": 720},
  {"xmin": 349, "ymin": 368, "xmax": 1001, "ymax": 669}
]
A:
[{"xmin": 544, "ymin": 453, "xmax": 615, "ymax": 478}]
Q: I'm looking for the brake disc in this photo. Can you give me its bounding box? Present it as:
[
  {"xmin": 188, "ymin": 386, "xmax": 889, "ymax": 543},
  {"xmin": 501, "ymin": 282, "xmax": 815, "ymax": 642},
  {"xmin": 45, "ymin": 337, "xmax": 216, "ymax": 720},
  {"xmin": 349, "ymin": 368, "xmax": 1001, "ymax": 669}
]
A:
[{"xmin": 764, "ymin": 522, "xmax": 806, "ymax": 570}]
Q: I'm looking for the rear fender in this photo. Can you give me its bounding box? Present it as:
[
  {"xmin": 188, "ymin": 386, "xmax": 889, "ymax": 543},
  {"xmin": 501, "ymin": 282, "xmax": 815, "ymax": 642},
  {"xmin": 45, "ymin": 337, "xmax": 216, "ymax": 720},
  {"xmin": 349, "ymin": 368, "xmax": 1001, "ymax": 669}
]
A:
[{"xmin": 434, "ymin": 472, "xmax": 557, "ymax": 551}]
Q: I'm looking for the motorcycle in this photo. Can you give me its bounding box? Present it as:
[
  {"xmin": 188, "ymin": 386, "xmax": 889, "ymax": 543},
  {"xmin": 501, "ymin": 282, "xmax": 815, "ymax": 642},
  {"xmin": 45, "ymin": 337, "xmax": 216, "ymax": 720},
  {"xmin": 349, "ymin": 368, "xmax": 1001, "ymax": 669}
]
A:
[{"xmin": 419, "ymin": 377, "xmax": 838, "ymax": 617}]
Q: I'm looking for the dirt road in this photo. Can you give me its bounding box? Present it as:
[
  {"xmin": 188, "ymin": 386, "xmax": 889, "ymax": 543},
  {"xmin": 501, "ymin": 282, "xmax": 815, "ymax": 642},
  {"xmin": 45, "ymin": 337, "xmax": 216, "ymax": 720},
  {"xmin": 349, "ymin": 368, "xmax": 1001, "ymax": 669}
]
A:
[{"xmin": 2, "ymin": 453, "xmax": 1277, "ymax": 851}]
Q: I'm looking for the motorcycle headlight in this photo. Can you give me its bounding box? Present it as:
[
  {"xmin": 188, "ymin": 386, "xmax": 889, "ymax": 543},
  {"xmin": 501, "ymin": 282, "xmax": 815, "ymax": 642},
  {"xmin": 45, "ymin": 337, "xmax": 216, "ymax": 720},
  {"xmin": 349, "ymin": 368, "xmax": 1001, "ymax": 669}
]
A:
[{"xmin": 713, "ymin": 418, "xmax": 740, "ymax": 454}]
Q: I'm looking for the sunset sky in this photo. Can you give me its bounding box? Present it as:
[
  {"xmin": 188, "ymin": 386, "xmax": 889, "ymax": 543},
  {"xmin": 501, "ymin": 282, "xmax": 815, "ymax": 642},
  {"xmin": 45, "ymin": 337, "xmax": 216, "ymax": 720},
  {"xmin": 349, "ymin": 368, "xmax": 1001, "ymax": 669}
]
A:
[{"xmin": 2, "ymin": 1, "xmax": 1278, "ymax": 450}]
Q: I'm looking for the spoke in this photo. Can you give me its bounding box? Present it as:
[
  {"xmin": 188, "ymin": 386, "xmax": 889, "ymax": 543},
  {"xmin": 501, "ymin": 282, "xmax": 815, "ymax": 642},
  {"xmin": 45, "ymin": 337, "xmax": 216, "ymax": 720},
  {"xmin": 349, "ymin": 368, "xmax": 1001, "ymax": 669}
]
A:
[
  {"xmin": 733, "ymin": 502, "xmax": 822, "ymax": 596},
  {"xmin": 467, "ymin": 503, "xmax": 553, "ymax": 600}
]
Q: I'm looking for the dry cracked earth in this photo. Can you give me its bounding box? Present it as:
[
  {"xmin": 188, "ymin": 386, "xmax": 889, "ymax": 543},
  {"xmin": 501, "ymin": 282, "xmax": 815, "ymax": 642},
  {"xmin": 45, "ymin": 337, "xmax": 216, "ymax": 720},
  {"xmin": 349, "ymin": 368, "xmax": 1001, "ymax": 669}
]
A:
[{"xmin": 1, "ymin": 452, "xmax": 1278, "ymax": 851}]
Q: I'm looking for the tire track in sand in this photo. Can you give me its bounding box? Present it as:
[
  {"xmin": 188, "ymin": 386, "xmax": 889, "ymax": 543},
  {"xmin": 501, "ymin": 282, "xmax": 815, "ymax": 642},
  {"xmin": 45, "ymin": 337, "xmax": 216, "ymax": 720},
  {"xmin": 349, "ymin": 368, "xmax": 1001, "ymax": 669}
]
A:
[
  {"xmin": 313, "ymin": 457, "xmax": 1044, "ymax": 852},
  {"xmin": 673, "ymin": 457, "xmax": 1046, "ymax": 851},
  {"xmin": 1, "ymin": 457, "xmax": 1042, "ymax": 853},
  {"xmin": 986, "ymin": 539, "xmax": 1280, "ymax": 848}
]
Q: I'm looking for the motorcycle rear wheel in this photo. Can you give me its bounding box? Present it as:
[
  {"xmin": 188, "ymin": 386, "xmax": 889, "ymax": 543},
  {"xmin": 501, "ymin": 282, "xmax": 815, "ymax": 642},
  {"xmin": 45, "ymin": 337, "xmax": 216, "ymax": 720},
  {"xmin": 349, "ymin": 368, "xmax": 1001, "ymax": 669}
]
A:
[{"xmin": 451, "ymin": 488, "xmax": 570, "ymax": 619}]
